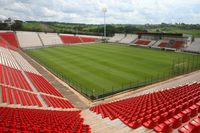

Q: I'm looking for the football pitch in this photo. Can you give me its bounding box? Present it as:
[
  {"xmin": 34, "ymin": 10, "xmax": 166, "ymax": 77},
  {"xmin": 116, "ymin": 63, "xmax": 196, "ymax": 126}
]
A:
[{"xmin": 26, "ymin": 43, "xmax": 195, "ymax": 98}]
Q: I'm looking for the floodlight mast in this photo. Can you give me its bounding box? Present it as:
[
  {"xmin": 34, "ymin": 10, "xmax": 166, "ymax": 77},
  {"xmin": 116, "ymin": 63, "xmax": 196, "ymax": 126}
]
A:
[{"xmin": 102, "ymin": 7, "xmax": 107, "ymax": 40}]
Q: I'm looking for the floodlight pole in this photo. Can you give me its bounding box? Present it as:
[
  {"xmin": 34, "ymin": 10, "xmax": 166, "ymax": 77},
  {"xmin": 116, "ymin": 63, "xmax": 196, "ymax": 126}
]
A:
[
  {"xmin": 104, "ymin": 11, "xmax": 106, "ymax": 39},
  {"xmin": 103, "ymin": 8, "xmax": 107, "ymax": 40}
]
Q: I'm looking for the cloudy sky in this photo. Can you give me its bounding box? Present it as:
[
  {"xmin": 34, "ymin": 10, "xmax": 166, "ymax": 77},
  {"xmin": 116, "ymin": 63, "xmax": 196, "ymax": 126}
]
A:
[{"xmin": 0, "ymin": 0, "xmax": 200, "ymax": 24}]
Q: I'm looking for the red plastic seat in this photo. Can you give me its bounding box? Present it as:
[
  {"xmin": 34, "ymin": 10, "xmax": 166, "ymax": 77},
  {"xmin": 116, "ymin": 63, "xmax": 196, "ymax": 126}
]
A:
[
  {"xmin": 42, "ymin": 95, "xmax": 74, "ymax": 109},
  {"xmin": 171, "ymin": 113, "xmax": 183, "ymax": 128},
  {"xmin": 189, "ymin": 105, "xmax": 199, "ymax": 117},
  {"xmin": 154, "ymin": 122, "xmax": 172, "ymax": 133},
  {"xmin": 181, "ymin": 109, "xmax": 192, "ymax": 123},
  {"xmin": 0, "ymin": 107, "xmax": 91, "ymax": 133},
  {"xmin": 90, "ymin": 82, "xmax": 200, "ymax": 131},
  {"xmin": 178, "ymin": 117, "xmax": 200, "ymax": 133},
  {"xmin": 0, "ymin": 32, "xmax": 19, "ymax": 48},
  {"xmin": 178, "ymin": 124, "xmax": 195, "ymax": 133},
  {"xmin": 1, "ymin": 86, "xmax": 7, "ymax": 103},
  {"xmin": 26, "ymin": 72, "xmax": 63, "ymax": 97}
]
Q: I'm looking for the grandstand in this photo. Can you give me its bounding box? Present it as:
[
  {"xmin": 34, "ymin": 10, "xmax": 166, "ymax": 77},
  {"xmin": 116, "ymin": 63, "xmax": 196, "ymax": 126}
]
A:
[
  {"xmin": 108, "ymin": 33, "xmax": 125, "ymax": 43},
  {"xmin": 60, "ymin": 34, "xmax": 98, "ymax": 44},
  {"xmin": 90, "ymin": 82, "xmax": 200, "ymax": 131},
  {"xmin": 0, "ymin": 32, "xmax": 91, "ymax": 132},
  {"xmin": 135, "ymin": 32, "xmax": 188, "ymax": 50},
  {"xmin": 108, "ymin": 32, "xmax": 191, "ymax": 51},
  {"xmin": 134, "ymin": 39, "xmax": 152, "ymax": 46},
  {"xmin": 119, "ymin": 34, "xmax": 137, "ymax": 44},
  {"xmin": 38, "ymin": 32, "xmax": 63, "ymax": 46},
  {"xmin": 0, "ymin": 31, "xmax": 19, "ymax": 48},
  {"xmin": 16, "ymin": 31, "xmax": 43, "ymax": 48},
  {"xmin": 0, "ymin": 30, "xmax": 199, "ymax": 133},
  {"xmin": 184, "ymin": 38, "xmax": 200, "ymax": 53}
]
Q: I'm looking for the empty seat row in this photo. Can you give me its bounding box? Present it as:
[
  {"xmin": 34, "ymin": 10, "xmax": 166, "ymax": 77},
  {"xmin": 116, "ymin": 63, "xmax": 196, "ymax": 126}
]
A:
[
  {"xmin": 158, "ymin": 40, "xmax": 184, "ymax": 49},
  {"xmin": 25, "ymin": 72, "xmax": 63, "ymax": 97},
  {"xmin": 0, "ymin": 107, "xmax": 91, "ymax": 133},
  {"xmin": 90, "ymin": 82, "xmax": 200, "ymax": 132},
  {"xmin": 0, "ymin": 47, "xmax": 20, "ymax": 69},
  {"xmin": 135, "ymin": 39, "xmax": 151, "ymax": 45},
  {"xmin": 0, "ymin": 65, "xmax": 32, "ymax": 91},
  {"xmin": 172, "ymin": 41, "xmax": 185, "ymax": 48},
  {"xmin": 0, "ymin": 37, "xmax": 7, "ymax": 49},
  {"xmin": 178, "ymin": 116, "xmax": 200, "ymax": 133},
  {"xmin": 0, "ymin": 37, "xmax": 16, "ymax": 51},
  {"xmin": 11, "ymin": 51, "xmax": 40, "ymax": 75},
  {"xmin": 1, "ymin": 85, "xmax": 42, "ymax": 107},
  {"xmin": 159, "ymin": 42, "xmax": 168, "ymax": 47},
  {"xmin": 38, "ymin": 33, "xmax": 63, "ymax": 46},
  {"xmin": 80, "ymin": 37, "xmax": 96, "ymax": 43},
  {"xmin": 0, "ymin": 32, "xmax": 19, "ymax": 48},
  {"xmin": 16, "ymin": 31, "xmax": 43, "ymax": 48},
  {"xmin": 42, "ymin": 95, "xmax": 74, "ymax": 109},
  {"xmin": 152, "ymin": 103, "xmax": 200, "ymax": 132},
  {"xmin": 60, "ymin": 35, "xmax": 82, "ymax": 44},
  {"xmin": 108, "ymin": 33, "xmax": 125, "ymax": 42}
]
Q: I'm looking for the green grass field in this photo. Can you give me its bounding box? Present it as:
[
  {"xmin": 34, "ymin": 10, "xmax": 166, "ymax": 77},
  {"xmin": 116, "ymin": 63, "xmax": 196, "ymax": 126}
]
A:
[{"xmin": 26, "ymin": 43, "xmax": 196, "ymax": 98}]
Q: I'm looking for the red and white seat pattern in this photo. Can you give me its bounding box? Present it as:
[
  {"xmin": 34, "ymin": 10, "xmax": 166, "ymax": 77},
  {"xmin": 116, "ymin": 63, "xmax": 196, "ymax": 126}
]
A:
[
  {"xmin": 0, "ymin": 36, "xmax": 17, "ymax": 51},
  {"xmin": 90, "ymin": 82, "xmax": 200, "ymax": 132},
  {"xmin": 158, "ymin": 40, "xmax": 185, "ymax": 49},
  {"xmin": 0, "ymin": 32, "xmax": 74, "ymax": 109},
  {"xmin": 0, "ymin": 65, "xmax": 32, "ymax": 91},
  {"xmin": 135, "ymin": 39, "xmax": 151, "ymax": 45},
  {"xmin": 172, "ymin": 40, "xmax": 185, "ymax": 49},
  {"xmin": 1, "ymin": 85, "xmax": 42, "ymax": 107},
  {"xmin": 80, "ymin": 37, "xmax": 96, "ymax": 43},
  {"xmin": 0, "ymin": 31, "xmax": 91, "ymax": 132},
  {"xmin": 0, "ymin": 32, "xmax": 19, "ymax": 48}
]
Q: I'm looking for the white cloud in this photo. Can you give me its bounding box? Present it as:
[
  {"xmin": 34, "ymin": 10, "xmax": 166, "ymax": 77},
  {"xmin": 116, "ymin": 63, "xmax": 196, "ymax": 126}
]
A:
[{"xmin": 0, "ymin": 0, "xmax": 200, "ymax": 24}]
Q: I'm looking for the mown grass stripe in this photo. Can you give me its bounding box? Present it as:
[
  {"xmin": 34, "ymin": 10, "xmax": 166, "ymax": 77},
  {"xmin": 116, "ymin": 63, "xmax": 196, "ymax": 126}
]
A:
[{"xmin": 27, "ymin": 43, "xmax": 194, "ymax": 95}]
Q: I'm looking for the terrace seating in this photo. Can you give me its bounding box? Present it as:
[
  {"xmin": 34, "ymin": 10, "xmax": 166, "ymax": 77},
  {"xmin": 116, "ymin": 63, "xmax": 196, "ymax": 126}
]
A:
[
  {"xmin": 90, "ymin": 82, "xmax": 200, "ymax": 131},
  {"xmin": 134, "ymin": 39, "xmax": 151, "ymax": 45},
  {"xmin": 178, "ymin": 116, "xmax": 200, "ymax": 133},
  {"xmin": 0, "ymin": 47, "xmax": 20, "ymax": 69},
  {"xmin": 158, "ymin": 40, "xmax": 184, "ymax": 49},
  {"xmin": 38, "ymin": 33, "xmax": 63, "ymax": 46},
  {"xmin": 42, "ymin": 95, "xmax": 74, "ymax": 109},
  {"xmin": 0, "ymin": 37, "xmax": 16, "ymax": 51},
  {"xmin": 0, "ymin": 107, "xmax": 91, "ymax": 133},
  {"xmin": 25, "ymin": 72, "xmax": 63, "ymax": 97},
  {"xmin": 171, "ymin": 40, "xmax": 185, "ymax": 49},
  {"xmin": 119, "ymin": 34, "xmax": 138, "ymax": 44},
  {"xmin": 80, "ymin": 36, "xmax": 96, "ymax": 43},
  {"xmin": 0, "ymin": 32, "xmax": 19, "ymax": 48},
  {"xmin": 0, "ymin": 65, "xmax": 32, "ymax": 91},
  {"xmin": 159, "ymin": 41, "xmax": 168, "ymax": 47},
  {"xmin": 16, "ymin": 31, "xmax": 43, "ymax": 48},
  {"xmin": 184, "ymin": 38, "xmax": 200, "ymax": 53},
  {"xmin": 60, "ymin": 35, "xmax": 82, "ymax": 44},
  {"xmin": 108, "ymin": 33, "xmax": 125, "ymax": 43},
  {"xmin": 11, "ymin": 50, "xmax": 40, "ymax": 75},
  {"xmin": 0, "ymin": 37, "xmax": 7, "ymax": 48},
  {"xmin": 1, "ymin": 85, "xmax": 42, "ymax": 107}
]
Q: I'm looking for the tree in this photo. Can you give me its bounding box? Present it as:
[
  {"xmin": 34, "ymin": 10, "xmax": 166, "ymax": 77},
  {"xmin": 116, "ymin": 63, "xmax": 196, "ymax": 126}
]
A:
[
  {"xmin": 0, "ymin": 23, "xmax": 8, "ymax": 30},
  {"xmin": 11, "ymin": 20, "xmax": 22, "ymax": 30}
]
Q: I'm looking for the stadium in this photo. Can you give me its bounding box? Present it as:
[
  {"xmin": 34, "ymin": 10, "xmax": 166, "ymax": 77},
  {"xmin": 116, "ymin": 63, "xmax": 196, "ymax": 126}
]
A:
[{"xmin": 0, "ymin": 1, "xmax": 200, "ymax": 133}]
